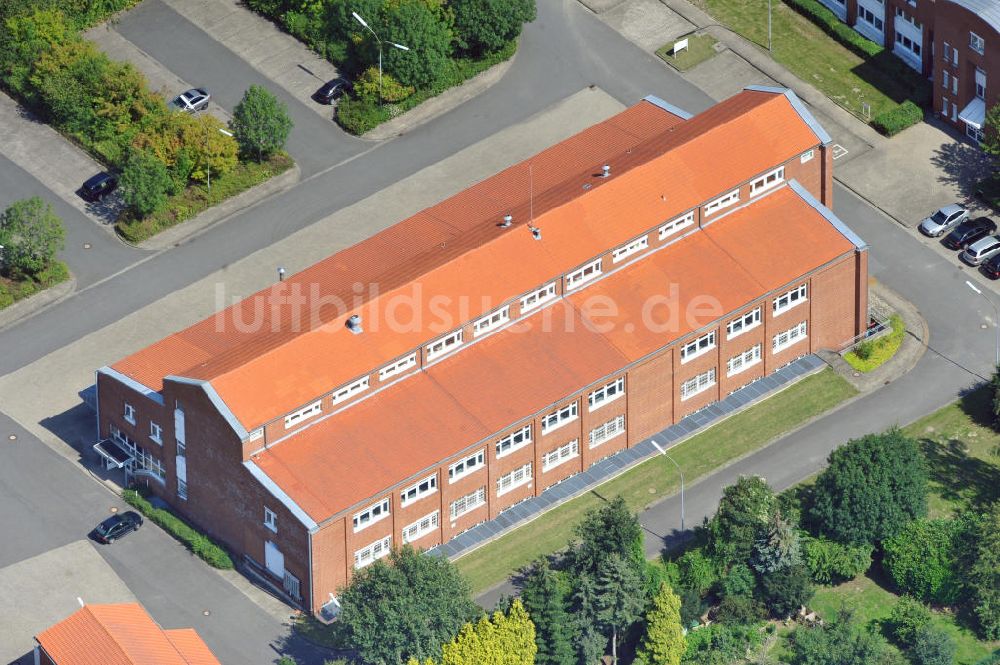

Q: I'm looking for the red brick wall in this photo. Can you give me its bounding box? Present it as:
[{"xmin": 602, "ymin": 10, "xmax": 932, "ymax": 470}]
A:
[
  {"xmin": 932, "ymin": 3, "xmax": 1000, "ymax": 132},
  {"xmin": 627, "ymin": 350, "xmax": 676, "ymax": 442},
  {"xmin": 810, "ymin": 255, "xmax": 867, "ymax": 350}
]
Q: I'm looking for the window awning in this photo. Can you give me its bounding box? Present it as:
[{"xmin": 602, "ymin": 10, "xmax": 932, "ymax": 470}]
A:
[
  {"xmin": 93, "ymin": 439, "xmax": 133, "ymax": 468},
  {"xmin": 959, "ymin": 98, "xmax": 986, "ymax": 129}
]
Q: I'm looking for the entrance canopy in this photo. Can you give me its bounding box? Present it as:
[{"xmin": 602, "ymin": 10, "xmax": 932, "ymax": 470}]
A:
[
  {"xmin": 959, "ymin": 97, "xmax": 986, "ymax": 129},
  {"xmin": 93, "ymin": 438, "xmax": 133, "ymax": 468}
]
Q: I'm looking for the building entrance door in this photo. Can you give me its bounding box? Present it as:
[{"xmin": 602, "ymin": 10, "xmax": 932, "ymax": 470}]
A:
[{"xmin": 264, "ymin": 541, "xmax": 285, "ymax": 578}]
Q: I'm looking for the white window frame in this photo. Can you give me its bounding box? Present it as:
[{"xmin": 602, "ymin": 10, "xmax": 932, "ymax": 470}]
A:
[
  {"xmin": 943, "ymin": 41, "xmax": 951, "ymax": 63},
  {"xmin": 588, "ymin": 377, "xmax": 625, "ymax": 412},
  {"xmin": 426, "ymin": 330, "xmax": 464, "ymax": 361},
  {"xmin": 679, "ymin": 330, "xmax": 717, "ymax": 363},
  {"xmin": 589, "ymin": 415, "xmax": 626, "ymax": 449},
  {"xmin": 800, "ymin": 149, "xmax": 814, "ymax": 163},
  {"xmin": 971, "ymin": 31, "xmax": 985, "ymax": 55},
  {"xmin": 541, "ymin": 402, "xmax": 579, "ymax": 434},
  {"xmin": 474, "ymin": 306, "xmax": 511, "ymax": 336},
  {"xmin": 285, "ymin": 399, "xmax": 322, "ymax": 428},
  {"xmin": 496, "ymin": 425, "xmax": 532, "ymax": 458},
  {"xmin": 726, "ymin": 307, "xmax": 761, "ymax": 339},
  {"xmin": 401, "ymin": 511, "xmax": 439, "ymax": 544},
  {"xmin": 750, "ymin": 167, "xmax": 785, "ymax": 195},
  {"xmin": 612, "ymin": 236, "xmax": 649, "ymax": 263},
  {"xmin": 680, "ymin": 368, "xmax": 717, "ymax": 401},
  {"xmin": 450, "ymin": 487, "xmax": 486, "ymax": 520},
  {"xmin": 542, "ymin": 439, "xmax": 579, "ymax": 471},
  {"xmin": 772, "ymin": 284, "xmax": 808, "ymax": 315},
  {"xmin": 354, "ymin": 536, "xmax": 391, "ymax": 569},
  {"xmin": 124, "ymin": 403, "xmax": 136, "ymax": 425},
  {"xmin": 149, "ymin": 421, "xmax": 162, "ymax": 445},
  {"xmin": 565, "ymin": 259, "xmax": 603, "ymax": 290},
  {"xmin": 448, "ymin": 450, "xmax": 485, "ymax": 483},
  {"xmin": 857, "ymin": 5, "xmax": 884, "ymax": 32},
  {"xmin": 264, "ymin": 507, "xmax": 278, "ymax": 533},
  {"xmin": 953, "ymin": 46, "xmax": 959, "ymax": 67},
  {"xmin": 773, "ymin": 321, "xmax": 808, "ymax": 353},
  {"xmin": 659, "ymin": 211, "xmax": 695, "ymax": 240},
  {"xmin": 943, "ymin": 98, "xmax": 950, "ymax": 117},
  {"xmin": 379, "ymin": 353, "xmax": 417, "ymax": 381},
  {"xmin": 177, "ymin": 478, "xmax": 188, "ymax": 500},
  {"xmin": 400, "ymin": 474, "xmax": 438, "ymax": 506},
  {"xmin": 705, "ymin": 189, "xmax": 740, "ymax": 216},
  {"xmin": 332, "ymin": 377, "xmax": 369, "ymax": 405},
  {"xmin": 353, "ymin": 498, "xmax": 390, "ymax": 532},
  {"xmin": 496, "ymin": 462, "xmax": 533, "ymax": 496},
  {"xmin": 953, "ymin": 75, "xmax": 959, "ymax": 95},
  {"xmin": 520, "ymin": 283, "xmax": 557, "ymax": 313},
  {"xmin": 976, "ymin": 68, "xmax": 986, "ymax": 100},
  {"xmin": 727, "ymin": 344, "xmax": 763, "ymax": 377}
]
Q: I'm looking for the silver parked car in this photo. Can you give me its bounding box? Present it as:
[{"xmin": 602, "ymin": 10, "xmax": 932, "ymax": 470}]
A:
[
  {"xmin": 919, "ymin": 203, "xmax": 968, "ymax": 237},
  {"xmin": 961, "ymin": 234, "xmax": 1000, "ymax": 265},
  {"xmin": 170, "ymin": 88, "xmax": 211, "ymax": 113}
]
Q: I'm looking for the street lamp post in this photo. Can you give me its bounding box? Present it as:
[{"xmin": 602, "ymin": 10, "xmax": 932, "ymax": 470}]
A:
[
  {"xmin": 768, "ymin": 0, "xmax": 773, "ymax": 52},
  {"xmin": 207, "ymin": 128, "xmax": 234, "ymax": 192},
  {"xmin": 967, "ymin": 280, "xmax": 1000, "ymax": 367},
  {"xmin": 352, "ymin": 11, "xmax": 410, "ymax": 106},
  {"xmin": 652, "ymin": 439, "xmax": 685, "ymax": 531}
]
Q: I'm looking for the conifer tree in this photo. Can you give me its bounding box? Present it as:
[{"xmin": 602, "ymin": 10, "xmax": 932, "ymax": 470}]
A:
[
  {"xmin": 634, "ymin": 583, "xmax": 686, "ymax": 665},
  {"xmin": 521, "ymin": 559, "xmax": 575, "ymax": 665}
]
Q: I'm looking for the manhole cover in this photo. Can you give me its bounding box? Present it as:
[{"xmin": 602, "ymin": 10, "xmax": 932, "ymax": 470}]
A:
[
  {"xmin": 110, "ymin": 507, "xmax": 118, "ymax": 513},
  {"xmin": 83, "ymin": 243, "xmax": 91, "ymax": 249},
  {"xmin": 7, "ymin": 434, "xmax": 15, "ymax": 441},
  {"xmin": 982, "ymin": 324, "xmax": 989, "ymax": 329},
  {"xmin": 203, "ymin": 610, "xmax": 211, "ymax": 616}
]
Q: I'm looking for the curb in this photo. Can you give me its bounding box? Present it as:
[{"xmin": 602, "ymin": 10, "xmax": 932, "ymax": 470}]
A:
[{"xmin": 0, "ymin": 276, "xmax": 77, "ymax": 333}]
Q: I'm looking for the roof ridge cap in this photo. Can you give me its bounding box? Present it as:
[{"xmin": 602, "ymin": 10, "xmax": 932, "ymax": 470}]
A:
[{"xmin": 85, "ymin": 605, "xmax": 136, "ymax": 665}]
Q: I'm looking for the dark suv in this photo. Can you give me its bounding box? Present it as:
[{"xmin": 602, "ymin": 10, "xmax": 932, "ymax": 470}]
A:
[
  {"xmin": 944, "ymin": 216, "xmax": 998, "ymax": 250},
  {"xmin": 93, "ymin": 511, "xmax": 142, "ymax": 543},
  {"xmin": 80, "ymin": 172, "xmax": 118, "ymax": 202}
]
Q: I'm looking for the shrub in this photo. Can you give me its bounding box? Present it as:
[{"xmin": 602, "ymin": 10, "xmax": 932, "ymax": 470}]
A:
[
  {"xmin": 354, "ymin": 66, "xmax": 414, "ymax": 104},
  {"xmin": 0, "ymin": 196, "xmax": 65, "ymax": 278},
  {"xmin": 121, "ymin": 489, "xmax": 234, "ymax": 569},
  {"xmin": 758, "ymin": 563, "xmax": 814, "ymax": 619},
  {"xmin": 676, "ymin": 549, "xmax": 717, "ymax": 595},
  {"xmin": 911, "ymin": 625, "xmax": 955, "ymax": 665},
  {"xmin": 120, "ymin": 149, "xmax": 173, "ymax": 216},
  {"xmin": 714, "ymin": 594, "xmax": 766, "ymax": 625},
  {"xmin": 380, "ymin": 0, "xmax": 454, "ymax": 89},
  {"xmin": 720, "ymin": 563, "xmax": 757, "ymax": 599},
  {"xmin": 882, "ymin": 518, "xmax": 961, "ymax": 604},
  {"xmin": 872, "ymin": 101, "xmax": 924, "ymax": 137},
  {"xmin": 679, "ymin": 587, "xmax": 708, "ymax": 629},
  {"xmin": 452, "ymin": 0, "xmax": 536, "ymax": 55},
  {"xmin": 336, "ymin": 96, "xmax": 385, "ymax": 135},
  {"xmin": 802, "ymin": 536, "xmax": 873, "ymax": 584},
  {"xmin": 887, "ymin": 596, "xmax": 932, "ymax": 644},
  {"xmin": 963, "ymin": 503, "xmax": 1000, "ymax": 639},
  {"xmin": 683, "ymin": 621, "xmax": 765, "ymax": 665},
  {"xmin": 791, "ymin": 608, "xmax": 898, "ymax": 665},
  {"xmin": 853, "ymin": 339, "xmax": 875, "ymax": 360},
  {"xmin": 781, "ymin": 0, "xmax": 881, "ymax": 58}
]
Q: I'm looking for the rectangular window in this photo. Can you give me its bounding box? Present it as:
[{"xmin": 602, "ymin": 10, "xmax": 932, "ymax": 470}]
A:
[
  {"xmin": 496, "ymin": 462, "xmax": 533, "ymax": 496},
  {"xmin": 976, "ymin": 68, "xmax": 986, "ymax": 100},
  {"xmin": 726, "ymin": 307, "xmax": 761, "ymax": 339},
  {"xmin": 727, "ymin": 344, "xmax": 763, "ymax": 377},
  {"xmin": 943, "ymin": 42, "xmax": 951, "ymax": 62},
  {"xmin": 541, "ymin": 402, "xmax": 579, "ymax": 434},
  {"xmin": 943, "ymin": 98, "xmax": 950, "ymax": 116},
  {"xmin": 704, "ymin": 189, "xmax": 740, "ymax": 216},
  {"xmin": 353, "ymin": 498, "xmax": 390, "ymax": 532},
  {"xmin": 354, "ymin": 536, "xmax": 391, "ymax": 569},
  {"xmin": 520, "ymin": 283, "xmax": 557, "ymax": 313},
  {"xmin": 773, "ymin": 321, "xmax": 808, "ymax": 353},
  {"xmin": 332, "ymin": 377, "xmax": 370, "ymax": 405},
  {"xmin": 565, "ymin": 259, "xmax": 603, "ymax": 290},
  {"xmin": 943, "ymin": 71, "xmax": 950, "ymax": 89},
  {"xmin": 285, "ymin": 400, "xmax": 322, "ymax": 429},
  {"xmin": 588, "ymin": 377, "xmax": 625, "ymax": 411},
  {"xmin": 379, "ymin": 353, "xmax": 417, "ymax": 381},
  {"xmin": 426, "ymin": 330, "xmax": 464, "ymax": 361},
  {"xmin": 952, "ymin": 101, "xmax": 958, "ymax": 122},
  {"xmin": 264, "ymin": 507, "xmax": 277, "ymax": 533},
  {"xmin": 402, "ymin": 511, "xmax": 439, "ymax": 544},
  {"xmin": 750, "ymin": 167, "xmax": 785, "ymax": 195},
  {"xmin": 177, "ymin": 479, "xmax": 188, "ymax": 500},
  {"xmin": 474, "ymin": 306, "xmax": 511, "ymax": 336},
  {"xmin": 612, "ymin": 236, "xmax": 649, "ymax": 263},
  {"xmin": 679, "ymin": 330, "xmax": 717, "ymax": 363},
  {"xmin": 542, "ymin": 439, "xmax": 580, "ymax": 471},
  {"xmin": 449, "ymin": 450, "xmax": 485, "ymax": 482},
  {"xmin": 149, "ymin": 422, "xmax": 162, "ymax": 444},
  {"xmin": 772, "ymin": 284, "xmax": 807, "ymax": 315},
  {"xmin": 971, "ymin": 31, "xmax": 985, "ymax": 55},
  {"xmin": 400, "ymin": 474, "xmax": 438, "ymax": 506},
  {"xmin": 659, "ymin": 211, "xmax": 695, "ymax": 240},
  {"xmin": 589, "ymin": 415, "xmax": 626, "ymax": 449},
  {"xmin": 800, "ymin": 149, "xmax": 814, "ymax": 163},
  {"xmin": 124, "ymin": 403, "xmax": 135, "ymax": 425},
  {"xmin": 953, "ymin": 75, "xmax": 959, "ymax": 95},
  {"xmin": 450, "ymin": 487, "xmax": 486, "ymax": 520},
  {"xmin": 496, "ymin": 425, "xmax": 532, "ymax": 458},
  {"xmin": 857, "ymin": 6, "xmax": 883, "ymax": 31},
  {"xmin": 680, "ymin": 368, "xmax": 717, "ymax": 401},
  {"xmin": 953, "ymin": 47, "xmax": 959, "ymax": 67}
]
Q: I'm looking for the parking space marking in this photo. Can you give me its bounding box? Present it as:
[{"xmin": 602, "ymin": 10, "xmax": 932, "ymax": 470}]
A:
[{"xmin": 832, "ymin": 143, "xmax": 849, "ymax": 160}]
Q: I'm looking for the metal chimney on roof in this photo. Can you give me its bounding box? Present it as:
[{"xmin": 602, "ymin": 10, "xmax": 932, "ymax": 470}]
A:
[
  {"xmin": 346, "ymin": 314, "xmax": 363, "ymax": 334},
  {"xmin": 501, "ymin": 214, "xmax": 512, "ymax": 227},
  {"xmin": 602, "ymin": 164, "xmax": 611, "ymax": 178}
]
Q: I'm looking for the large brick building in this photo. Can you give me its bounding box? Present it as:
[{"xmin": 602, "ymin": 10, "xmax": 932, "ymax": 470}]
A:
[
  {"xmin": 95, "ymin": 86, "xmax": 868, "ymax": 617},
  {"xmin": 815, "ymin": 0, "xmax": 999, "ymax": 140}
]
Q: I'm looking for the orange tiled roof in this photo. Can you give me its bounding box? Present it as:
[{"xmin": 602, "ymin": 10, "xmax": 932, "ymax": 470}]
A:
[
  {"xmin": 252, "ymin": 185, "xmax": 855, "ymax": 523},
  {"xmin": 35, "ymin": 603, "xmax": 220, "ymax": 665},
  {"xmin": 111, "ymin": 89, "xmax": 823, "ymax": 432}
]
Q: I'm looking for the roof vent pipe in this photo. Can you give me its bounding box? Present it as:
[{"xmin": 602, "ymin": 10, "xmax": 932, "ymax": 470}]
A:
[
  {"xmin": 346, "ymin": 314, "xmax": 363, "ymax": 334},
  {"xmin": 602, "ymin": 164, "xmax": 611, "ymax": 178},
  {"xmin": 501, "ymin": 214, "xmax": 512, "ymax": 227},
  {"xmin": 529, "ymin": 225, "xmax": 542, "ymax": 240}
]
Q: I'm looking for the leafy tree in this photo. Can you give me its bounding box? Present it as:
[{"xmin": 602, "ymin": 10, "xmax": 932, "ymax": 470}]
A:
[
  {"xmin": 982, "ymin": 103, "xmax": 1000, "ymax": 164},
  {"xmin": 791, "ymin": 608, "xmax": 897, "ymax": 665},
  {"xmin": 965, "ymin": 502, "xmax": 1000, "ymax": 639},
  {"xmin": 231, "ymin": 84, "xmax": 293, "ymax": 161},
  {"xmin": 337, "ymin": 545, "xmax": 480, "ymax": 664},
  {"xmin": 432, "ymin": 599, "xmax": 536, "ymax": 665},
  {"xmin": 886, "ymin": 596, "xmax": 932, "ymax": 644},
  {"xmin": 682, "ymin": 622, "xmax": 767, "ymax": 665},
  {"xmin": 991, "ymin": 365, "xmax": 1000, "ymax": 426},
  {"xmin": 678, "ymin": 587, "xmax": 707, "ymax": 630},
  {"xmin": 181, "ymin": 114, "xmax": 238, "ymax": 183},
  {"xmin": 380, "ymin": 0, "xmax": 453, "ymax": 89},
  {"xmin": 911, "ymin": 625, "xmax": 955, "ymax": 665},
  {"xmin": 706, "ymin": 476, "xmax": 777, "ymax": 567},
  {"xmin": 521, "ymin": 559, "xmax": 575, "ymax": 665},
  {"xmin": 882, "ymin": 518, "xmax": 961, "ymax": 604},
  {"xmin": 675, "ymin": 548, "xmax": 717, "ymax": 596},
  {"xmin": 570, "ymin": 572, "xmax": 606, "ymax": 665},
  {"xmin": 354, "ymin": 65, "xmax": 414, "ymax": 104},
  {"xmin": 802, "ymin": 537, "xmax": 873, "ymax": 585},
  {"xmin": 0, "ymin": 196, "xmax": 64, "ymax": 277},
  {"xmin": 595, "ymin": 554, "xmax": 646, "ymax": 664},
  {"xmin": 808, "ymin": 429, "xmax": 927, "ymax": 545},
  {"xmin": 120, "ymin": 149, "xmax": 173, "ymax": 217},
  {"xmin": 570, "ymin": 496, "xmax": 643, "ymax": 580},
  {"xmin": 713, "ymin": 594, "xmax": 766, "ymax": 625},
  {"xmin": 751, "ymin": 510, "xmax": 801, "ymax": 574},
  {"xmin": 451, "ymin": 0, "xmax": 536, "ymax": 55},
  {"xmin": 758, "ymin": 563, "xmax": 813, "ymax": 618},
  {"xmin": 633, "ymin": 583, "xmax": 686, "ymax": 665},
  {"xmin": 720, "ymin": 562, "xmax": 756, "ymax": 599}
]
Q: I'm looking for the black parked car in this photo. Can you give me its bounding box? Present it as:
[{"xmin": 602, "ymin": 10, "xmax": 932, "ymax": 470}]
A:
[
  {"xmin": 943, "ymin": 216, "xmax": 998, "ymax": 250},
  {"xmin": 983, "ymin": 253, "xmax": 1000, "ymax": 280},
  {"xmin": 80, "ymin": 172, "xmax": 118, "ymax": 202},
  {"xmin": 93, "ymin": 511, "xmax": 142, "ymax": 544},
  {"xmin": 313, "ymin": 78, "xmax": 352, "ymax": 105}
]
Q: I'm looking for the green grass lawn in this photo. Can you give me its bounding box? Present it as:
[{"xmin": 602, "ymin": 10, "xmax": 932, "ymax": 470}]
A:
[
  {"xmin": 655, "ymin": 33, "xmax": 720, "ymax": 72},
  {"xmin": 456, "ymin": 369, "xmax": 856, "ymax": 593},
  {"xmin": 844, "ymin": 313, "xmax": 905, "ymax": 372},
  {"xmin": 691, "ymin": 0, "xmax": 928, "ymax": 122}
]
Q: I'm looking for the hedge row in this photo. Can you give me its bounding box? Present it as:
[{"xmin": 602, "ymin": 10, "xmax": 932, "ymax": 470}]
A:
[
  {"xmin": 0, "ymin": 260, "xmax": 69, "ymax": 310},
  {"xmin": 872, "ymin": 100, "xmax": 925, "ymax": 136},
  {"xmin": 122, "ymin": 489, "xmax": 234, "ymax": 569},
  {"xmin": 783, "ymin": 0, "xmax": 881, "ymax": 59}
]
